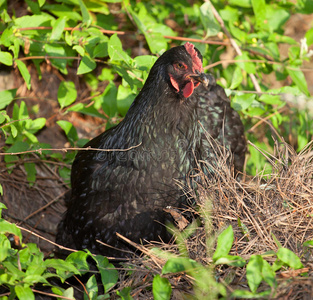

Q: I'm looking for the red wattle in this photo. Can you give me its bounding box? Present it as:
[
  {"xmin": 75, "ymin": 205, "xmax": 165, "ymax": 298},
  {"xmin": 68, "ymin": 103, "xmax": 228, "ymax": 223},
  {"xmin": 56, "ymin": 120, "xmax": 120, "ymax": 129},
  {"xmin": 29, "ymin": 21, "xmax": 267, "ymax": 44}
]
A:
[
  {"xmin": 170, "ymin": 75, "xmax": 179, "ymax": 92},
  {"xmin": 183, "ymin": 81, "xmax": 194, "ymax": 98}
]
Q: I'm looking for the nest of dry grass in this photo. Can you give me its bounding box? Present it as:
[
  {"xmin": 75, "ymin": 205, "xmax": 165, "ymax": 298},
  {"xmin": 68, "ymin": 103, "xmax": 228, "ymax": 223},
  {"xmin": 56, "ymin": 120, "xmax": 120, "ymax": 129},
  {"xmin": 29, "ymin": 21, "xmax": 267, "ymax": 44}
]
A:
[
  {"xmin": 114, "ymin": 140, "xmax": 313, "ymax": 299},
  {"xmin": 1, "ymin": 139, "xmax": 313, "ymax": 299}
]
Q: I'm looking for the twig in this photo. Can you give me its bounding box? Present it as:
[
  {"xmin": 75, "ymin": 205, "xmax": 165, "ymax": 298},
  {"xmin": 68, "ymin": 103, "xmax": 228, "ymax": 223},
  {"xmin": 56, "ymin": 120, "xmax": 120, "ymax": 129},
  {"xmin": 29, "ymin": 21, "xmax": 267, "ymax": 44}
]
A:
[
  {"xmin": 206, "ymin": 0, "xmax": 261, "ymax": 93},
  {"xmin": 0, "ymin": 142, "xmax": 142, "ymax": 156},
  {"xmin": 12, "ymin": 26, "xmax": 229, "ymax": 46},
  {"xmin": 32, "ymin": 289, "xmax": 75, "ymax": 300}
]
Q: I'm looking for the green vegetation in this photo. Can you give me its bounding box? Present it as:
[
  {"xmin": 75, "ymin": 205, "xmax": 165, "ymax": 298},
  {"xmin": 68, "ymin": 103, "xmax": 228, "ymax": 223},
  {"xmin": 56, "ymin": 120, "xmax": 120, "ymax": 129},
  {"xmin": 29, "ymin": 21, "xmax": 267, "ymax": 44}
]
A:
[{"xmin": 0, "ymin": 0, "xmax": 313, "ymax": 299}]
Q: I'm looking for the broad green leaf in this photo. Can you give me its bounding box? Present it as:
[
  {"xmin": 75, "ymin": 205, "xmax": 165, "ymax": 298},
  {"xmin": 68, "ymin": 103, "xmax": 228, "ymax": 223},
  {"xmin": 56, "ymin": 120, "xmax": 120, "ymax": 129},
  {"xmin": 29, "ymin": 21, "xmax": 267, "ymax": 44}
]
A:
[
  {"xmin": 229, "ymin": 67, "xmax": 243, "ymax": 89},
  {"xmin": 305, "ymin": 28, "xmax": 313, "ymax": 46},
  {"xmin": 287, "ymin": 67, "xmax": 310, "ymax": 96},
  {"xmin": 27, "ymin": 118, "xmax": 46, "ymax": 133},
  {"xmin": 212, "ymin": 225, "xmax": 234, "ymax": 261},
  {"xmin": 232, "ymin": 93, "xmax": 256, "ymax": 111},
  {"xmin": 44, "ymin": 258, "xmax": 80, "ymax": 274},
  {"xmin": 0, "ymin": 235, "xmax": 10, "ymax": 261},
  {"xmin": 6, "ymin": 141, "xmax": 29, "ymax": 154},
  {"xmin": 50, "ymin": 17, "xmax": 66, "ymax": 41},
  {"xmin": 44, "ymin": 44, "xmax": 68, "ymax": 74},
  {"xmin": 246, "ymin": 255, "xmax": 263, "ymax": 293},
  {"xmin": 303, "ymin": 240, "xmax": 313, "ymax": 247},
  {"xmin": 0, "ymin": 89, "xmax": 16, "ymax": 109},
  {"xmin": 117, "ymin": 85, "xmax": 136, "ymax": 116},
  {"xmin": 101, "ymin": 81, "xmax": 118, "ymax": 118},
  {"xmin": 66, "ymin": 251, "xmax": 89, "ymax": 273},
  {"xmin": 277, "ymin": 248, "xmax": 303, "ymax": 269},
  {"xmin": 0, "ymin": 51, "xmax": 13, "ymax": 66},
  {"xmin": 14, "ymin": 15, "xmax": 53, "ymax": 28},
  {"xmin": 16, "ymin": 60, "xmax": 31, "ymax": 89},
  {"xmin": 231, "ymin": 289, "xmax": 271, "ymax": 298},
  {"xmin": 259, "ymin": 94, "xmax": 283, "ymax": 105},
  {"xmin": 93, "ymin": 255, "xmax": 118, "ymax": 293},
  {"xmin": 152, "ymin": 275, "xmax": 172, "ymax": 300},
  {"xmin": 85, "ymin": 275, "xmax": 98, "ymax": 299},
  {"xmin": 57, "ymin": 120, "xmax": 78, "ymax": 145},
  {"xmin": 116, "ymin": 287, "xmax": 133, "ymax": 300},
  {"xmin": 15, "ymin": 285, "xmax": 34, "ymax": 300},
  {"xmin": 77, "ymin": 55, "xmax": 96, "ymax": 74},
  {"xmin": 235, "ymin": 52, "xmax": 256, "ymax": 74},
  {"xmin": 108, "ymin": 34, "xmax": 132, "ymax": 64},
  {"xmin": 162, "ymin": 257, "xmax": 198, "ymax": 274},
  {"xmin": 228, "ymin": 0, "xmax": 252, "ymax": 8},
  {"xmin": 58, "ymin": 81, "xmax": 77, "ymax": 109},
  {"xmin": 262, "ymin": 259, "xmax": 276, "ymax": 288},
  {"xmin": 0, "ymin": 219, "xmax": 22, "ymax": 241},
  {"xmin": 200, "ymin": 2, "xmax": 220, "ymax": 38},
  {"xmin": 78, "ymin": 0, "xmax": 92, "ymax": 27},
  {"xmin": 251, "ymin": 0, "xmax": 267, "ymax": 30}
]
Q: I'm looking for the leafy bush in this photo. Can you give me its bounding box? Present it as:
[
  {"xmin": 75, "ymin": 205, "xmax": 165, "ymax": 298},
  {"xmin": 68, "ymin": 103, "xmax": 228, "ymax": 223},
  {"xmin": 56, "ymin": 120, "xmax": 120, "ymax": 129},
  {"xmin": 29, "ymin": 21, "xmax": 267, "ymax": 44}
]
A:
[{"xmin": 0, "ymin": 0, "xmax": 313, "ymax": 299}]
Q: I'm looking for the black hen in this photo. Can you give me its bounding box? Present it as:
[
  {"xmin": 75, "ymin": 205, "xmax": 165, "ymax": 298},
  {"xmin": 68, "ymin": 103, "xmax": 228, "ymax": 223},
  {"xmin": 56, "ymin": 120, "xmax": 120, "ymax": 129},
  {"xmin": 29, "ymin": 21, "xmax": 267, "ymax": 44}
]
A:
[{"xmin": 56, "ymin": 43, "xmax": 246, "ymax": 257}]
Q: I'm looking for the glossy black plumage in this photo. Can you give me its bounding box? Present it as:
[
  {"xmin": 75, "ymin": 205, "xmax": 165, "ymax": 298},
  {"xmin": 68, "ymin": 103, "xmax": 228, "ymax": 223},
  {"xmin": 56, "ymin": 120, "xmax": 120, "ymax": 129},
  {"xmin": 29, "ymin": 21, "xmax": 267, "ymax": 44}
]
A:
[{"xmin": 56, "ymin": 43, "xmax": 246, "ymax": 257}]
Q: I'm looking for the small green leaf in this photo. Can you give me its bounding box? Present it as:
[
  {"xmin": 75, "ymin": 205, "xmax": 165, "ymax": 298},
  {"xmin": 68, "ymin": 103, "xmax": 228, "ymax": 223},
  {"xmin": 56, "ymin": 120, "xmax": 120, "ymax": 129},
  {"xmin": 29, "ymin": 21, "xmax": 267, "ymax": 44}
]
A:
[
  {"xmin": 0, "ymin": 235, "xmax": 10, "ymax": 261},
  {"xmin": 287, "ymin": 67, "xmax": 310, "ymax": 96},
  {"xmin": 235, "ymin": 52, "xmax": 256, "ymax": 74},
  {"xmin": 58, "ymin": 81, "xmax": 77, "ymax": 109},
  {"xmin": 57, "ymin": 120, "xmax": 78, "ymax": 145},
  {"xmin": 93, "ymin": 255, "xmax": 118, "ymax": 293},
  {"xmin": 0, "ymin": 184, "xmax": 3, "ymax": 196},
  {"xmin": 0, "ymin": 89, "xmax": 16, "ymax": 110},
  {"xmin": 214, "ymin": 255, "xmax": 246, "ymax": 267},
  {"xmin": 78, "ymin": 0, "xmax": 92, "ymax": 27},
  {"xmin": 251, "ymin": 0, "xmax": 268, "ymax": 30},
  {"xmin": 50, "ymin": 17, "xmax": 66, "ymax": 41},
  {"xmin": 15, "ymin": 285, "xmax": 34, "ymax": 300},
  {"xmin": 117, "ymin": 85, "xmax": 136, "ymax": 116},
  {"xmin": 200, "ymin": 2, "xmax": 220, "ymax": 38},
  {"xmin": 277, "ymin": 248, "xmax": 303, "ymax": 269},
  {"xmin": 0, "ymin": 51, "xmax": 13, "ymax": 66},
  {"xmin": 212, "ymin": 225, "xmax": 234, "ymax": 261},
  {"xmin": 77, "ymin": 55, "xmax": 96, "ymax": 75},
  {"xmin": 232, "ymin": 93, "xmax": 255, "ymax": 111},
  {"xmin": 108, "ymin": 34, "xmax": 132, "ymax": 64},
  {"xmin": 85, "ymin": 275, "xmax": 98, "ymax": 299},
  {"xmin": 0, "ymin": 219, "xmax": 22, "ymax": 242},
  {"xmin": 152, "ymin": 275, "xmax": 172, "ymax": 300},
  {"xmin": 262, "ymin": 259, "xmax": 276, "ymax": 288},
  {"xmin": 246, "ymin": 255, "xmax": 263, "ymax": 293},
  {"xmin": 162, "ymin": 257, "xmax": 198, "ymax": 274},
  {"xmin": 16, "ymin": 60, "xmax": 31, "ymax": 90},
  {"xmin": 117, "ymin": 287, "xmax": 133, "ymax": 300},
  {"xmin": 24, "ymin": 162, "xmax": 36, "ymax": 184},
  {"xmin": 229, "ymin": 67, "xmax": 243, "ymax": 89}
]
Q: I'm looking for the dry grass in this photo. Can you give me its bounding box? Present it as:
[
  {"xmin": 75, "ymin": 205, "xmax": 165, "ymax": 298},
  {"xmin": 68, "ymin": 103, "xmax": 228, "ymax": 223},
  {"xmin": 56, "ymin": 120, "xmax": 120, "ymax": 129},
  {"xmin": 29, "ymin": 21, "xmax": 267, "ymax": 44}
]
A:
[{"xmin": 1, "ymin": 139, "xmax": 313, "ymax": 299}]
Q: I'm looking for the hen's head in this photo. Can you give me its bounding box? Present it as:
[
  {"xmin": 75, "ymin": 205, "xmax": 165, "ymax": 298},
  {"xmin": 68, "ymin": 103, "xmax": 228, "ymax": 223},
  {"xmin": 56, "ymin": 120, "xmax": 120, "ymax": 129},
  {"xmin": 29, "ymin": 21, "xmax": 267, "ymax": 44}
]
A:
[{"xmin": 150, "ymin": 42, "xmax": 205, "ymax": 99}]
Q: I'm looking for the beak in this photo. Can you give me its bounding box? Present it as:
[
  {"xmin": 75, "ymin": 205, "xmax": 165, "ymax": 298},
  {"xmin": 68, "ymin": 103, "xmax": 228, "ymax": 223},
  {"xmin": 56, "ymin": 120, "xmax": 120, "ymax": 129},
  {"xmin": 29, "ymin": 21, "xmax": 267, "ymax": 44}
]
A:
[{"xmin": 190, "ymin": 73, "xmax": 212, "ymax": 86}]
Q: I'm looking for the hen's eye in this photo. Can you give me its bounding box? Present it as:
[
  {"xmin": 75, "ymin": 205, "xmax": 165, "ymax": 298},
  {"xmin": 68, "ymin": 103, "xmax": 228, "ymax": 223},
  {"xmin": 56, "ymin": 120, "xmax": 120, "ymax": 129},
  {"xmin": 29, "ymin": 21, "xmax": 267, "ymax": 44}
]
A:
[{"xmin": 175, "ymin": 62, "xmax": 186, "ymax": 69}]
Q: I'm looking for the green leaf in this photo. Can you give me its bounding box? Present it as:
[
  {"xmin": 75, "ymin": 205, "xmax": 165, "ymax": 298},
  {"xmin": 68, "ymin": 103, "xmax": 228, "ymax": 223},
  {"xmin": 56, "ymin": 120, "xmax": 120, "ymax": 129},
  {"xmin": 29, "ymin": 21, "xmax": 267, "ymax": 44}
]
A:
[
  {"xmin": 277, "ymin": 248, "xmax": 303, "ymax": 269},
  {"xmin": 77, "ymin": 55, "xmax": 97, "ymax": 75},
  {"xmin": 228, "ymin": 0, "xmax": 252, "ymax": 8},
  {"xmin": 66, "ymin": 251, "xmax": 89, "ymax": 273},
  {"xmin": 116, "ymin": 287, "xmax": 133, "ymax": 300},
  {"xmin": 93, "ymin": 255, "xmax": 118, "ymax": 293},
  {"xmin": 24, "ymin": 162, "xmax": 36, "ymax": 184},
  {"xmin": 262, "ymin": 259, "xmax": 276, "ymax": 288},
  {"xmin": 246, "ymin": 255, "xmax": 263, "ymax": 293},
  {"xmin": 27, "ymin": 118, "xmax": 46, "ymax": 133},
  {"xmin": 162, "ymin": 257, "xmax": 198, "ymax": 274},
  {"xmin": 251, "ymin": 0, "xmax": 267, "ymax": 30},
  {"xmin": 152, "ymin": 275, "xmax": 172, "ymax": 300},
  {"xmin": 57, "ymin": 120, "xmax": 78, "ymax": 145},
  {"xmin": 229, "ymin": 67, "xmax": 243, "ymax": 89},
  {"xmin": 0, "ymin": 89, "xmax": 16, "ymax": 110},
  {"xmin": 14, "ymin": 15, "xmax": 53, "ymax": 28},
  {"xmin": 259, "ymin": 94, "xmax": 283, "ymax": 105},
  {"xmin": 305, "ymin": 28, "xmax": 313, "ymax": 46},
  {"xmin": 0, "ymin": 219, "xmax": 22, "ymax": 242},
  {"xmin": 214, "ymin": 254, "xmax": 246, "ymax": 267},
  {"xmin": 58, "ymin": 81, "xmax": 77, "ymax": 109},
  {"xmin": 200, "ymin": 2, "xmax": 220, "ymax": 38},
  {"xmin": 232, "ymin": 93, "xmax": 256, "ymax": 111},
  {"xmin": 0, "ymin": 51, "xmax": 13, "ymax": 66},
  {"xmin": 78, "ymin": 0, "xmax": 92, "ymax": 27},
  {"xmin": 50, "ymin": 17, "xmax": 66, "ymax": 41},
  {"xmin": 0, "ymin": 184, "xmax": 3, "ymax": 196},
  {"xmin": 117, "ymin": 85, "xmax": 136, "ymax": 116},
  {"xmin": 15, "ymin": 285, "xmax": 34, "ymax": 300},
  {"xmin": 85, "ymin": 275, "xmax": 98, "ymax": 299},
  {"xmin": 235, "ymin": 52, "xmax": 256, "ymax": 74},
  {"xmin": 287, "ymin": 67, "xmax": 310, "ymax": 96},
  {"xmin": 101, "ymin": 81, "xmax": 118, "ymax": 118},
  {"xmin": 16, "ymin": 60, "xmax": 31, "ymax": 90},
  {"xmin": 108, "ymin": 34, "xmax": 132, "ymax": 64},
  {"xmin": 0, "ymin": 235, "xmax": 10, "ymax": 261},
  {"xmin": 212, "ymin": 225, "xmax": 234, "ymax": 261}
]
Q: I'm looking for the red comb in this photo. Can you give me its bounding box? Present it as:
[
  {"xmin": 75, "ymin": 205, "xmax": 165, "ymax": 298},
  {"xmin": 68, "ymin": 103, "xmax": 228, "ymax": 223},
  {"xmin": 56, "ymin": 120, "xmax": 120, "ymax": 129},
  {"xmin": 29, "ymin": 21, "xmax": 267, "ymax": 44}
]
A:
[{"xmin": 184, "ymin": 42, "xmax": 203, "ymax": 72}]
